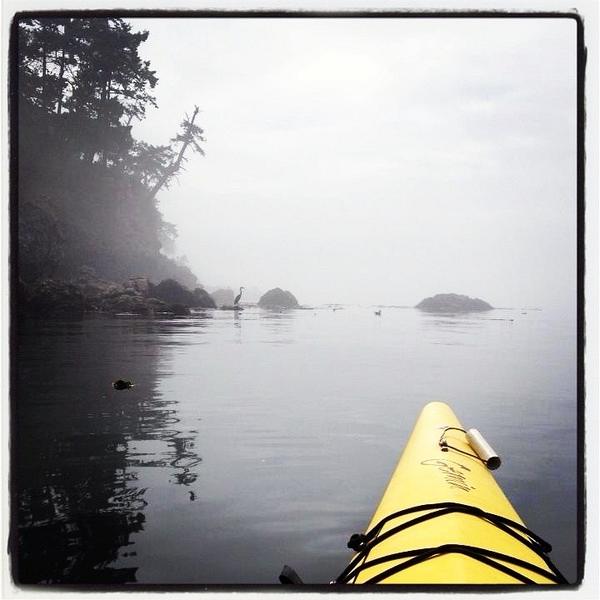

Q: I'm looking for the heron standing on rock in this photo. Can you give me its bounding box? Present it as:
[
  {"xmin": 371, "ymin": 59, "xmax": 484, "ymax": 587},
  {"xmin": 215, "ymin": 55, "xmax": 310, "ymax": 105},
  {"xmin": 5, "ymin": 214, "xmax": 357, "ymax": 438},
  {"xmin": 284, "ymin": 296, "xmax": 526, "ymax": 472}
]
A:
[{"xmin": 234, "ymin": 286, "xmax": 245, "ymax": 306}]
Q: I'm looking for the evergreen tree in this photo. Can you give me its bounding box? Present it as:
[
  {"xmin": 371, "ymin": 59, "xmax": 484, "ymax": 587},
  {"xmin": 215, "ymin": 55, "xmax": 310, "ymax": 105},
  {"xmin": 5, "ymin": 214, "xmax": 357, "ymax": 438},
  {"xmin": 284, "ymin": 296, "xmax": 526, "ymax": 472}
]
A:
[{"xmin": 16, "ymin": 17, "xmax": 203, "ymax": 288}]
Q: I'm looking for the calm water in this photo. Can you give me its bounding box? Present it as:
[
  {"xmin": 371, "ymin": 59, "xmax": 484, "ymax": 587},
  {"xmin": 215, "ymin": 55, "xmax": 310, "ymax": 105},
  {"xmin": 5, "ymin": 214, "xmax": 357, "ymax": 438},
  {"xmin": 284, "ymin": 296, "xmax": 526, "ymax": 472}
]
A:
[{"xmin": 13, "ymin": 305, "xmax": 578, "ymax": 585}]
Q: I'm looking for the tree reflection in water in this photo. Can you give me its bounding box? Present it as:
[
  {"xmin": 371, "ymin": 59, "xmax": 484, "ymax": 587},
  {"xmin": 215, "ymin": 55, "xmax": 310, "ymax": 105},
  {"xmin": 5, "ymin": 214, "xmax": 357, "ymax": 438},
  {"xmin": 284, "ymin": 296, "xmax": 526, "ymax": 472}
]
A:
[{"xmin": 14, "ymin": 317, "xmax": 205, "ymax": 584}]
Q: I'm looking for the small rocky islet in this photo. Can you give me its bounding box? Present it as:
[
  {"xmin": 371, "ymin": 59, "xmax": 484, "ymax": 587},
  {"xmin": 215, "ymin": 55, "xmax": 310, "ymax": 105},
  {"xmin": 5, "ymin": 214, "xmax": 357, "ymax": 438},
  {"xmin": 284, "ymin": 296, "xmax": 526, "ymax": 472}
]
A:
[
  {"xmin": 257, "ymin": 288, "xmax": 300, "ymax": 309},
  {"xmin": 415, "ymin": 293, "xmax": 493, "ymax": 313}
]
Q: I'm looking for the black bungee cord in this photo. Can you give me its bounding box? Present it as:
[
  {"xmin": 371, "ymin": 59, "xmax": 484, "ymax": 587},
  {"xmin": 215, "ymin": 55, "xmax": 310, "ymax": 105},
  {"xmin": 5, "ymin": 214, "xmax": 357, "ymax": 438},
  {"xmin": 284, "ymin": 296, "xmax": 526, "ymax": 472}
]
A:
[{"xmin": 333, "ymin": 502, "xmax": 567, "ymax": 585}]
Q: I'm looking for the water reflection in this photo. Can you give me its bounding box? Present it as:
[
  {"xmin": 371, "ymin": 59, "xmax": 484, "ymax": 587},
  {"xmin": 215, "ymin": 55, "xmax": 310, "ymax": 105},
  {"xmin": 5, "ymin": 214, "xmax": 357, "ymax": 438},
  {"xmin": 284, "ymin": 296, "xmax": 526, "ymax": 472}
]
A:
[
  {"xmin": 13, "ymin": 308, "xmax": 577, "ymax": 584},
  {"xmin": 14, "ymin": 317, "xmax": 205, "ymax": 583},
  {"xmin": 417, "ymin": 311, "xmax": 517, "ymax": 346},
  {"xmin": 258, "ymin": 308, "xmax": 297, "ymax": 344}
]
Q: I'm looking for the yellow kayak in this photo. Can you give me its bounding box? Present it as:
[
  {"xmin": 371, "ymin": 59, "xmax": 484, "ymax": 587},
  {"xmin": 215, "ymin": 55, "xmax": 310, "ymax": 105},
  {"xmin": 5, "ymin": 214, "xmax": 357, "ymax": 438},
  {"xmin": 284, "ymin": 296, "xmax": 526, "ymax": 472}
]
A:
[{"xmin": 335, "ymin": 402, "xmax": 566, "ymax": 585}]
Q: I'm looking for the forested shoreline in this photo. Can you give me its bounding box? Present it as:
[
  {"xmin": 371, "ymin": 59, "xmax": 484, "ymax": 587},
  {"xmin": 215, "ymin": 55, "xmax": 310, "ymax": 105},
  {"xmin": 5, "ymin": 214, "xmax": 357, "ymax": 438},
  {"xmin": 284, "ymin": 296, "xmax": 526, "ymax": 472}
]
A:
[{"xmin": 16, "ymin": 17, "xmax": 207, "ymax": 313}]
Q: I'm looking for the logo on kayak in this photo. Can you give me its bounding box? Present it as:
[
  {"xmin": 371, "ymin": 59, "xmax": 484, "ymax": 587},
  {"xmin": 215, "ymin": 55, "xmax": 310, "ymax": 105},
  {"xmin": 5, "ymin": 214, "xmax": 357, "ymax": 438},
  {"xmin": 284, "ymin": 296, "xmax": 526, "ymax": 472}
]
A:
[{"xmin": 420, "ymin": 458, "xmax": 475, "ymax": 492}]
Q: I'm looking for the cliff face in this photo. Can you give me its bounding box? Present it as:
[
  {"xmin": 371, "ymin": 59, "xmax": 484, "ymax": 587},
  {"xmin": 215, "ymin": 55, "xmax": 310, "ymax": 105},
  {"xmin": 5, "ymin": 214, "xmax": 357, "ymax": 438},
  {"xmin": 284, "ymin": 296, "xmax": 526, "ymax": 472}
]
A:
[
  {"xmin": 416, "ymin": 293, "xmax": 493, "ymax": 312},
  {"xmin": 258, "ymin": 288, "xmax": 299, "ymax": 309}
]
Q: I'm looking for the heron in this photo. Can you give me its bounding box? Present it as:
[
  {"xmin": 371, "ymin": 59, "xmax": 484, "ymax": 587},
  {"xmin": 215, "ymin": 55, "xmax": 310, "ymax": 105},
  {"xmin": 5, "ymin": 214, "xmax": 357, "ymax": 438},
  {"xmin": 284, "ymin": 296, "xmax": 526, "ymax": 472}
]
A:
[{"xmin": 234, "ymin": 286, "xmax": 245, "ymax": 305}]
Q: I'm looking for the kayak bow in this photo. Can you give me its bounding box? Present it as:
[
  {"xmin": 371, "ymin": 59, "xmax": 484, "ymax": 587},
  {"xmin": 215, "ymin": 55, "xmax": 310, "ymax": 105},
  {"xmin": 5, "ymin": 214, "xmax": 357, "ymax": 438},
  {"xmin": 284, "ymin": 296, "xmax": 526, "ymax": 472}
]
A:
[{"xmin": 337, "ymin": 401, "xmax": 565, "ymax": 585}]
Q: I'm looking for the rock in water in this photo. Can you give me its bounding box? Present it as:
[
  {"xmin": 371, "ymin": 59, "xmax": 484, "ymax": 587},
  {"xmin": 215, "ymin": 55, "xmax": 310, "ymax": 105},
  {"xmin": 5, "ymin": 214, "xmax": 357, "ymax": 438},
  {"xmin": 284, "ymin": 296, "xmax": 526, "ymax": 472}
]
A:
[
  {"xmin": 258, "ymin": 288, "xmax": 299, "ymax": 309},
  {"xmin": 192, "ymin": 287, "xmax": 217, "ymax": 308},
  {"xmin": 149, "ymin": 279, "xmax": 216, "ymax": 309},
  {"xmin": 150, "ymin": 278, "xmax": 195, "ymax": 305},
  {"xmin": 416, "ymin": 293, "xmax": 493, "ymax": 313}
]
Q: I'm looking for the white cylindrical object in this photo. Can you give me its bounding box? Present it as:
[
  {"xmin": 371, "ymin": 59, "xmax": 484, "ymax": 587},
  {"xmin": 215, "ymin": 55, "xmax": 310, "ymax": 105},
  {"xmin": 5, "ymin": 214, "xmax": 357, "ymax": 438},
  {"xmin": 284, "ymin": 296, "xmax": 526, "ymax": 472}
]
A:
[{"xmin": 466, "ymin": 428, "xmax": 501, "ymax": 470}]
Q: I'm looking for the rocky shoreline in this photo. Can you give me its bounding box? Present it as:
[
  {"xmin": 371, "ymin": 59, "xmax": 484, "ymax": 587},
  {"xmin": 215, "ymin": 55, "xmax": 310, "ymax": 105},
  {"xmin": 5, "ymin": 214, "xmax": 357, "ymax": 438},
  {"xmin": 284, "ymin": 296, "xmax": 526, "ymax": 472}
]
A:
[{"xmin": 17, "ymin": 275, "xmax": 216, "ymax": 317}]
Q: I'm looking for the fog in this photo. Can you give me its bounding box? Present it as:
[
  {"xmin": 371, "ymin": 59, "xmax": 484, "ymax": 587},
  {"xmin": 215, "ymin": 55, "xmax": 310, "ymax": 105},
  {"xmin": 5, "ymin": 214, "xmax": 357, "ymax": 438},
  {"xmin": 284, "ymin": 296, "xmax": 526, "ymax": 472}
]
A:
[{"xmin": 130, "ymin": 17, "xmax": 577, "ymax": 310}]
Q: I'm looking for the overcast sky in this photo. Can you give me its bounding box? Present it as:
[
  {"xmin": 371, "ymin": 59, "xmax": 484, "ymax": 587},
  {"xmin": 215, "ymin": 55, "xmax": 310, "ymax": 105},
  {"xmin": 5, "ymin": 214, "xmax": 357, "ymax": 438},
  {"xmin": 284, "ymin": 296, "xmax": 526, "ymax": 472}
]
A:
[{"xmin": 129, "ymin": 16, "xmax": 577, "ymax": 309}]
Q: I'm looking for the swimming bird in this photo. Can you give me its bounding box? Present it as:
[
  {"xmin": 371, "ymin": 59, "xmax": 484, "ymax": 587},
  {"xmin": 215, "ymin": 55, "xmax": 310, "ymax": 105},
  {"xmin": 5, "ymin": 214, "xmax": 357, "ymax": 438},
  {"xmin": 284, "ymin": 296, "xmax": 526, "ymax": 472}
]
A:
[
  {"xmin": 113, "ymin": 379, "xmax": 134, "ymax": 390},
  {"xmin": 234, "ymin": 286, "xmax": 245, "ymax": 306},
  {"xmin": 374, "ymin": 310, "xmax": 382, "ymax": 316}
]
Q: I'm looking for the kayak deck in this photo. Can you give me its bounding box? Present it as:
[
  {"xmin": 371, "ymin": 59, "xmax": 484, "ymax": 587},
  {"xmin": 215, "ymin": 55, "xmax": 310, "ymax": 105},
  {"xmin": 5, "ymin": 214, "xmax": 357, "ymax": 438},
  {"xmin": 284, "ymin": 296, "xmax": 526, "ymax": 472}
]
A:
[{"xmin": 339, "ymin": 402, "xmax": 565, "ymax": 584}]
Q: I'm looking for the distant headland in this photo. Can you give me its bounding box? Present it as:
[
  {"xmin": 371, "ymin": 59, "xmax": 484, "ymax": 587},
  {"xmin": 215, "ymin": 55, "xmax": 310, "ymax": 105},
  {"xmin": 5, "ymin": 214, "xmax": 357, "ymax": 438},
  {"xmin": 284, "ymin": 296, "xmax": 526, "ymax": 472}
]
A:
[{"xmin": 415, "ymin": 293, "xmax": 493, "ymax": 313}]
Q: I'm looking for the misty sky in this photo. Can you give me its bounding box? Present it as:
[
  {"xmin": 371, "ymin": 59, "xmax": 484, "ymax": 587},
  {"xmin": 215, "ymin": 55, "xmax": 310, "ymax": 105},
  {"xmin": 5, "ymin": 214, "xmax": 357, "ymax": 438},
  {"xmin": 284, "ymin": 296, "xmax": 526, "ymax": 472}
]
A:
[{"xmin": 129, "ymin": 17, "xmax": 577, "ymax": 309}]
